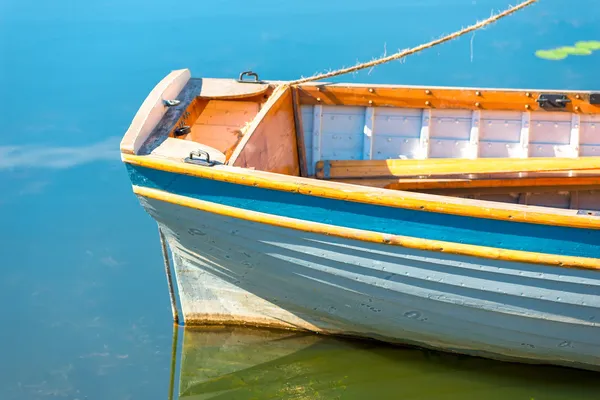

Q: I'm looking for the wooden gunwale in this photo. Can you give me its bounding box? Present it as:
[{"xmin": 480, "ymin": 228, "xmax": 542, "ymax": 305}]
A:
[
  {"xmin": 295, "ymin": 84, "xmax": 600, "ymax": 113},
  {"xmin": 121, "ymin": 153, "xmax": 600, "ymax": 230}
]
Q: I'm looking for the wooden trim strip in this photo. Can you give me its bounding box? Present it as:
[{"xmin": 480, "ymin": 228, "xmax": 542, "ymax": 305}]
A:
[
  {"xmin": 133, "ymin": 185, "xmax": 600, "ymax": 271},
  {"xmin": 315, "ymin": 157, "xmax": 600, "ymax": 179},
  {"xmin": 296, "ymin": 85, "xmax": 600, "ymax": 114},
  {"xmin": 385, "ymin": 177, "xmax": 600, "ymax": 191},
  {"xmin": 291, "ymin": 87, "xmax": 308, "ymax": 177},
  {"xmin": 121, "ymin": 154, "xmax": 600, "ymax": 230}
]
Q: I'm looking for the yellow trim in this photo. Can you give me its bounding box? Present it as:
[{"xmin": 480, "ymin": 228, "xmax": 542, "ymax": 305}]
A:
[
  {"xmin": 133, "ymin": 185, "xmax": 600, "ymax": 271},
  {"xmin": 122, "ymin": 153, "xmax": 600, "ymax": 230},
  {"xmin": 315, "ymin": 157, "xmax": 600, "ymax": 179}
]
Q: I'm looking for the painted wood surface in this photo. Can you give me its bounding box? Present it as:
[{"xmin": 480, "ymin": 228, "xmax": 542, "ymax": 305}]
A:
[
  {"xmin": 296, "ymin": 85, "xmax": 600, "ymax": 114},
  {"xmin": 133, "ymin": 183, "xmax": 600, "ymax": 269},
  {"xmin": 125, "ymin": 164, "xmax": 600, "ymax": 260},
  {"xmin": 137, "ymin": 193, "xmax": 600, "ymax": 371},
  {"xmin": 123, "ymin": 153, "xmax": 600, "ymax": 229},
  {"xmin": 315, "ymin": 157, "xmax": 600, "ymax": 179},
  {"xmin": 291, "ymin": 87, "xmax": 309, "ymax": 177},
  {"xmin": 120, "ymin": 69, "xmax": 191, "ymax": 155},
  {"xmin": 196, "ymin": 77, "xmax": 270, "ymax": 99},
  {"xmin": 299, "ymin": 105, "xmax": 600, "ymax": 169},
  {"xmin": 337, "ymin": 174, "xmax": 600, "ymax": 191},
  {"xmin": 149, "ymin": 137, "xmax": 226, "ymax": 164},
  {"xmin": 180, "ymin": 99, "xmax": 260, "ymax": 156},
  {"xmin": 228, "ymin": 86, "xmax": 300, "ymax": 175}
]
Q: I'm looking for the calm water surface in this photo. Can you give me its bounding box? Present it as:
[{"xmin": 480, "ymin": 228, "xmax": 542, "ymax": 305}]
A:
[{"xmin": 1, "ymin": 0, "xmax": 599, "ymax": 398}]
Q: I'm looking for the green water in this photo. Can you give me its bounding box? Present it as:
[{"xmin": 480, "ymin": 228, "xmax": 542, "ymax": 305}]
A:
[{"xmin": 172, "ymin": 327, "xmax": 600, "ymax": 400}]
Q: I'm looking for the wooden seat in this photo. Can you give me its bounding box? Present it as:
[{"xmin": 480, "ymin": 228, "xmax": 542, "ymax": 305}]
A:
[
  {"xmin": 314, "ymin": 157, "xmax": 600, "ymax": 193},
  {"xmin": 315, "ymin": 157, "xmax": 600, "ymax": 180}
]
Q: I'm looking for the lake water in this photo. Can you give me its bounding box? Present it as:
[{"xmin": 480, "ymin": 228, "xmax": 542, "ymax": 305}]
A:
[{"xmin": 1, "ymin": 0, "xmax": 599, "ymax": 398}]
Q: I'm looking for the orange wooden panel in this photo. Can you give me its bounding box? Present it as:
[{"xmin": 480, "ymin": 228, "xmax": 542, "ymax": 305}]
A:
[
  {"xmin": 296, "ymin": 85, "xmax": 600, "ymax": 114},
  {"xmin": 229, "ymin": 86, "xmax": 300, "ymax": 176},
  {"xmin": 174, "ymin": 99, "xmax": 261, "ymax": 156}
]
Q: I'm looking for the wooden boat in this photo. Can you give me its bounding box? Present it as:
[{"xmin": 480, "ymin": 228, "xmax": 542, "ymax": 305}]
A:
[{"xmin": 121, "ymin": 68, "xmax": 600, "ymax": 371}]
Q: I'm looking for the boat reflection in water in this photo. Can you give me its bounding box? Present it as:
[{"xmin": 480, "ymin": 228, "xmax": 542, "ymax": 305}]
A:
[{"xmin": 168, "ymin": 326, "xmax": 600, "ymax": 400}]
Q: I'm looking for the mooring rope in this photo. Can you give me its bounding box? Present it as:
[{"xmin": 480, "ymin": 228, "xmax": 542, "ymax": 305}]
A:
[
  {"xmin": 159, "ymin": 226, "xmax": 180, "ymax": 324},
  {"xmin": 289, "ymin": 0, "xmax": 537, "ymax": 85}
]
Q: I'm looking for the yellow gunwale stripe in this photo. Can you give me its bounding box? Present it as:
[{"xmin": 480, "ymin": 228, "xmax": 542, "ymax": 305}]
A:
[
  {"xmin": 122, "ymin": 154, "xmax": 600, "ymax": 230},
  {"xmin": 133, "ymin": 185, "xmax": 600, "ymax": 271}
]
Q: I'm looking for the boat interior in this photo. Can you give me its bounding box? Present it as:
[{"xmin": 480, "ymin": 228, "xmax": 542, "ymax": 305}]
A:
[{"xmin": 122, "ymin": 69, "xmax": 600, "ymax": 214}]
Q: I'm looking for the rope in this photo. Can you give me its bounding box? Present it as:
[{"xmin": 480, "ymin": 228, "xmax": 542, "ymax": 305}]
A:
[
  {"xmin": 159, "ymin": 226, "xmax": 180, "ymax": 324},
  {"xmin": 289, "ymin": 0, "xmax": 537, "ymax": 85}
]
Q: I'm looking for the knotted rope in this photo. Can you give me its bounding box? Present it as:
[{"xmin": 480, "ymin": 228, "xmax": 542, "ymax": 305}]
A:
[{"xmin": 289, "ymin": 0, "xmax": 537, "ymax": 85}]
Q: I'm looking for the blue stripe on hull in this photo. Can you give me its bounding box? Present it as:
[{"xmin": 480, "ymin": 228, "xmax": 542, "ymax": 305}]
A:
[{"xmin": 126, "ymin": 164, "xmax": 600, "ymax": 259}]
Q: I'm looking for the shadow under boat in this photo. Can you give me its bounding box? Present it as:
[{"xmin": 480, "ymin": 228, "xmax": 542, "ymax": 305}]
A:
[{"xmin": 167, "ymin": 325, "xmax": 600, "ymax": 400}]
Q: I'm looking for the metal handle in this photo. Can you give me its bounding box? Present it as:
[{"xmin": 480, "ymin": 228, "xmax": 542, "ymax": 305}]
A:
[
  {"xmin": 185, "ymin": 149, "xmax": 215, "ymax": 166},
  {"xmin": 238, "ymin": 70, "xmax": 261, "ymax": 83}
]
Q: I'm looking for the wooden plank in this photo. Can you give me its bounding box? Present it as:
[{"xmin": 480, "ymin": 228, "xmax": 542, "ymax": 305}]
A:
[
  {"xmin": 228, "ymin": 86, "xmax": 300, "ymax": 176},
  {"xmin": 418, "ymin": 109, "xmax": 430, "ymax": 159},
  {"xmin": 312, "ymin": 105, "xmax": 323, "ymax": 171},
  {"xmin": 120, "ymin": 69, "xmax": 191, "ymax": 155},
  {"xmin": 363, "ymin": 107, "xmax": 375, "ymax": 160},
  {"xmin": 468, "ymin": 110, "xmax": 480, "ymax": 159},
  {"xmin": 180, "ymin": 100, "xmax": 260, "ymax": 155},
  {"xmin": 123, "ymin": 153, "xmax": 600, "ymax": 228},
  {"xmin": 149, "ymin": 137, "xmax": 226, "ymax": 164},
  {"xmin": 315, "ymin": 157, "xmax": 600, "ymax": 179},
  {"xmin": 571, "ymin": 114, "xmax": 581, "ymax": 157},
  {"xmin": 387, "ymin": 178, "xmax": 600, "ymax": 192},
  {"xmin": 413, "ymin": 185, "xmax": 600, "ymax": 197},
  {"xmin": 196, "ymin": 78, "xmax": 271, "ymax": 99},
  {"xmin": 519, "ymin": 112, "xmax": 531, "ymax": 158},
  {"xmin": 296, "ymin": 84, "xmax": 600, "ymax": 114},
  {"xmin": 333, "ymin": 174, "xmax": 600, "ymax": 192},
  {"xmin": 570, "ymin": 191, "xmax": 580, "ymax": 209},
  {"xmin": 291, "ymin": 87, "xmax": 308, "ymax": 177}
]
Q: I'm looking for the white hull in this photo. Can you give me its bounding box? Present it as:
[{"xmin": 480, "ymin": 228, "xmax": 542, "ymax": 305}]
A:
[{"xmin": 138, "ymin": 195, "xmax": 600, "ymax": 371}]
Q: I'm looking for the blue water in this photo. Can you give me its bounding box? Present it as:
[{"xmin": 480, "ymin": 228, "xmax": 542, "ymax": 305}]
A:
[{"xmin": 1, "ymin": 0, "xmax": 600, "ymax": 398}]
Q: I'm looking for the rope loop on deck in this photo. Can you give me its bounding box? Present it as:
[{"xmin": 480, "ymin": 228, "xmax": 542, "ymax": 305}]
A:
[{"xmin": 289, "ymin": 0, "xmax": 537, "ymax": 85}]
